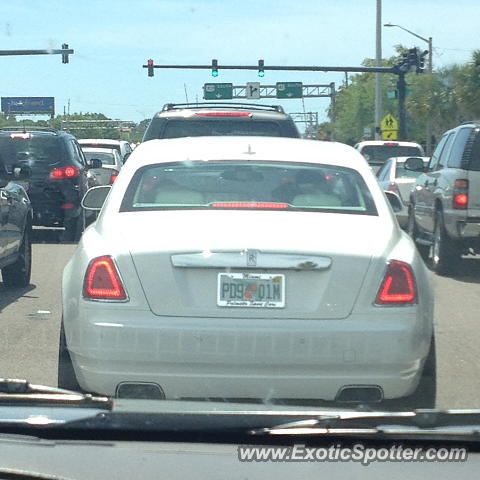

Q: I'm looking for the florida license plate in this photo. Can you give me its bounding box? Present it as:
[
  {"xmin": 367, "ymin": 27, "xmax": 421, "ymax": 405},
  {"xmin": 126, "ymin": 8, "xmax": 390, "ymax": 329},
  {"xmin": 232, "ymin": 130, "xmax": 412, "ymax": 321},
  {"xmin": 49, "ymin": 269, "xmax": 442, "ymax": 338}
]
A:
[{"xmin": 217, "ymin": 273, "xmax": 285, "ymax": 308}]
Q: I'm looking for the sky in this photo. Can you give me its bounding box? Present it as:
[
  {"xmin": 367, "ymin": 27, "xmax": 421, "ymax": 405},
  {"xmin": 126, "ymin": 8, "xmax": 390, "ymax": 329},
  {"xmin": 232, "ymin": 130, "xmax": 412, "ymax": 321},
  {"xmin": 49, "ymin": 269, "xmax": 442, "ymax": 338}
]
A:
[{"xmin": 0, "ymin": 0, "xmax": 477, "ymax": 127}]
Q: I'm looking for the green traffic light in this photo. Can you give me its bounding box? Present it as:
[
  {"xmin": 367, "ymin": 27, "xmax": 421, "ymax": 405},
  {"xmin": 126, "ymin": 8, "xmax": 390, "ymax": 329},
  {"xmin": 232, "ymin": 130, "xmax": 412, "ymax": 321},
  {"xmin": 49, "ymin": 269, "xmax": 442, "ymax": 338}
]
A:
[
  {"xmin": 212, "ymin": 69, "xmax": 219, "ymax": 77},
  {"xmin": 258, "ymin": 70, "xmax": 265, "ymax": 77}
]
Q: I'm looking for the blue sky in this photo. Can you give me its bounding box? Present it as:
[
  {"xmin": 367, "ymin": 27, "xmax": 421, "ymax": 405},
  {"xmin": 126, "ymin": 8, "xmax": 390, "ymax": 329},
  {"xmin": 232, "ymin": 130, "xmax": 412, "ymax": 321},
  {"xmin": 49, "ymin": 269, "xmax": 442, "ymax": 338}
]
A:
[{"xmin": 0, "ymin": 0, "xmax": 477, "ymax": 125}]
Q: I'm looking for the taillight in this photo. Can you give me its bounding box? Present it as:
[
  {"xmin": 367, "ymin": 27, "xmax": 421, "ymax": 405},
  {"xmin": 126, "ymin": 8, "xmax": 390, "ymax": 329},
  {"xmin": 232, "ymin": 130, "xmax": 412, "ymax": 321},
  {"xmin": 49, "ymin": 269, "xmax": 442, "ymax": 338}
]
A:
[
  {"xmin": 49, "ymin": 166, "xmax": 80, "ymax": 180},
  {"xmin": 110, "ymin": 170, "xmax": 119, "ymax": 184},
  {"xmin": 375, "ymin": 260, "xmax": 417, "ymax": 305},
  {"xmin": 453, "ymin": 179, "xmax": 468, "ymax": 210},
  {"xmin": 83, "ymin": 256, "xmax": 127, "ymax": 301},
  {"xmin": 211, "ymin": 202, "xmax": 289, "ymax": 209}
]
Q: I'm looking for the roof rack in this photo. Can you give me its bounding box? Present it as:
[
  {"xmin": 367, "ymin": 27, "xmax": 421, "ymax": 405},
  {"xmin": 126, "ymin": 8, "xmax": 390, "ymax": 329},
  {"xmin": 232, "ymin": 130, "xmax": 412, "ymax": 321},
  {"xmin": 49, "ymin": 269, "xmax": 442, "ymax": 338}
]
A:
[
  {"xmin": 161, "ymin": 102, "xmax": 285, "ymax": 114},
  {"xmin": 0, "ymin": 126, "xmax": 60, "ymax": 134}
]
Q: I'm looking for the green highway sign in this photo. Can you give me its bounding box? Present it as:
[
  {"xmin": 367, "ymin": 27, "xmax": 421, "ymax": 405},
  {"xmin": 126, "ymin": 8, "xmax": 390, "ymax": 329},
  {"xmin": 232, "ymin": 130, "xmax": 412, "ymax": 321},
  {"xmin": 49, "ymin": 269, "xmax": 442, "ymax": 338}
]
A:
[
  {"xmin": 203, "ymin": 83, "xmax": 233, "ymax": 100},
  {"xmin": 276, "ymin": 82, "xmax": 303, "ymax": 99}
]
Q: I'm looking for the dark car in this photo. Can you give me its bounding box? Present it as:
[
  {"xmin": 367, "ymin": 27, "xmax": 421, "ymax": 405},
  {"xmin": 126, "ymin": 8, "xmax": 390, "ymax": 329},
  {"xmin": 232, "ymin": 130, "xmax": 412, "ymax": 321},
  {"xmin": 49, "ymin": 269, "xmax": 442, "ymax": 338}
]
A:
[
  {"xmin": 0, "ymin": 128, "xmax": 101, "ymax": 241},
  {"xmin": 0, "ymin": 160, "xmax": 33, "ymax": 287},
  {"xmin": 142, "ymin": 103, "xmax": 301, "ymax": 141}
]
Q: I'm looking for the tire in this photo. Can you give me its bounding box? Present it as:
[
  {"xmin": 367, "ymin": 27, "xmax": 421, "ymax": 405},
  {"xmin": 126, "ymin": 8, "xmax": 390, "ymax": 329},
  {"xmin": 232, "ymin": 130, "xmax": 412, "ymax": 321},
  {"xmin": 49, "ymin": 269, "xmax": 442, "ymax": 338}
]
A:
[
  {"xmin": 62, "ymin": 211, "xmax": 85, "ymax": 243},
  {"xmin": 431, "ymin": 211, "xmax": 461, "ymax": 276},
  {"xmin": 1, "ymin": 226, "xmax": 32, "ymax": 287},
  {"xmin": 407, "ymin": 206, "xmax": 429, "ymax": 260},
  {"xmin": 402, "ymin": 337, "xmax": 437, "ymax": 409},
  {"xmin": 57, "ymin": 320, "xmax": 82, "ymax": 392}
]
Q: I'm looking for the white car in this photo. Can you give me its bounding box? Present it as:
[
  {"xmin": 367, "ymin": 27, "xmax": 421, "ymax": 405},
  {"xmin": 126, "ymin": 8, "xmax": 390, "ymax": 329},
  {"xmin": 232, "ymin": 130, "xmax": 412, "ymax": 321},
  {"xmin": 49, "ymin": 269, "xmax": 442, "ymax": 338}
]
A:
[
  {"xmin": 376, "ymin": 156, "xmax": 430, "ymax": 229},
  {"xmin": 354, "ymin": 140, "xmax": 425, "ymax": 174},
  {"xmin": 78, "ymin": 139, "xmax": 133, "ymax": 163},
  {"xmin": 60, "ymin": 136, "xmax": 434, "ymax": 406},
  {"xmin": 81, "ymin": 147, "xmax": 123, "ymax": 185}
]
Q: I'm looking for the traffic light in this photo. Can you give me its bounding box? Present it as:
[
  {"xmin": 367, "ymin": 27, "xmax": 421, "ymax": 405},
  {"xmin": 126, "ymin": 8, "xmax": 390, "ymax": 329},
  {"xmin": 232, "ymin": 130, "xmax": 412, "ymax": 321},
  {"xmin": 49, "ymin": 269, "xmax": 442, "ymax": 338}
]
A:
[
  {"xmin": 211, "ymin": 59, "xmax": 218, "ymax": 77},
  {"xmin": 407, "ymin": 48, "xmax": 419, "ymax": 67},
  {"xmin": 417, "ymin": 50, "xmax": 428, "ymax": 74},
  {"xmin": 62, "ymin": 43, "xmax": 69, "ymax": 64},
  {"xmin": 147, "ymin": 59, "xmax": 154, "ymax": 77},
  {"xmin": 258, "ymin": 59, "xmax": 265, "ymax": 77}
]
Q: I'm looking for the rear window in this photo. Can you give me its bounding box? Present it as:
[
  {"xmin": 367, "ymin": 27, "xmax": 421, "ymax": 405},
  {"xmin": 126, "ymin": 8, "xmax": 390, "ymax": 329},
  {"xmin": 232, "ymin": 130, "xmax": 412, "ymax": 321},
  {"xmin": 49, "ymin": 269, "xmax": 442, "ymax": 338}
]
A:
[
  {"xmin": 81, "ymin": 142, "xmax": 121, "ymax": 153},
  {"xmin": 84, "ymin": 151, "xmax": 116, "ymax": 165},
  {"xmin": 361, "ymin": 145, "xmax": 423, "ymax": 164},
  {"xmin": 0, "ymin": 135, "xmax": 65, "ymax": 173},
  {"xmin": 121, "ymin": 161, "xmax": 377, "ymax": 216},
  {"xmin": 395, "ymin": 159, "xmax": 428, "ymax": 179},
  {"xmin": 162, "ymin": 119, "xmax": 283, "ymax": 138}
]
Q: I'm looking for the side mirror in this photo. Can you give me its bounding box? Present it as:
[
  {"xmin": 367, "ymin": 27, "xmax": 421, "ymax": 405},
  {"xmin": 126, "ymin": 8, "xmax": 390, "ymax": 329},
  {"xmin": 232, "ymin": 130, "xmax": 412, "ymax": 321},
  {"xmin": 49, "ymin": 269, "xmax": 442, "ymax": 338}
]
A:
[
  {"xmin": 404, "ymin": 157, "xmax": 425, "ymax": 172},
  {"xmin": 81, "ymin": 185, "xmax": 111, "ymax": 211},
  {"xmin": 87, "ymin": 158, "xmax": 103, "ymax": 169},
  {"xmin": 384, "ymin": 191, "xmax": 403, "ymax": 213}
]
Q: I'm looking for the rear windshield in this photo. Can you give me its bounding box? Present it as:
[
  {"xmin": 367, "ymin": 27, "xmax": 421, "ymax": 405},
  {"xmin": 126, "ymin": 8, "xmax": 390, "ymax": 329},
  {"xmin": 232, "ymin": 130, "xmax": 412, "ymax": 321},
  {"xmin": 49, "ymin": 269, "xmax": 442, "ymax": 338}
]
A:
[
  {"xmin": 81, "ymin": 142, "xmax": 121, "ymax": 153},
  {"xmin": 121, "ymin": 161, "xmax": 377, "ymax": 215},
  {"xmin": 0, "ymin": 135, "xmax": 65, "ymax": 172},
  {"xmin": 162, "ymin": 119, "xmax": 283, "ymax": 138},
  {"xmin": 84, "ymin": 151, "xmax": 116, "ymax": 165},
  {"xmin": 395, "ymin": 159, "xmax": 428, "ymax": 178},
  {"xmin": 361, "ymin": 146, "xmax": 423, "ymax": 164}
]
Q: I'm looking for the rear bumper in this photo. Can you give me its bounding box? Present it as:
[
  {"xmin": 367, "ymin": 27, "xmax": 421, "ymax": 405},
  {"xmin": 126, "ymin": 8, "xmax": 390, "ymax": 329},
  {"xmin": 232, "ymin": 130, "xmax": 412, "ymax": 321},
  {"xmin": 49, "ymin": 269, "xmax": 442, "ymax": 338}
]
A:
[
  {"xmin": 66, "ymin": 309, "xmax": 432, "ymax": 401},
  {"xmin": 456, "ymin": 218, "xmax": 480, "ymax": 239}
]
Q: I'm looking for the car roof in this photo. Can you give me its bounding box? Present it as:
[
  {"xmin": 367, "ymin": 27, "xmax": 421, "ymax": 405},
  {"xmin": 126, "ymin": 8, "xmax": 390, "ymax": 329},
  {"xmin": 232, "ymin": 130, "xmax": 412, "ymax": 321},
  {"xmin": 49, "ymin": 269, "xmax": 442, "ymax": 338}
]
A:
[
  {"xmin": 78, "ymin": 139, "xmax": 127, "ymax": 145},
  {"xmin": 129, "ymin": 136, "xmax": 369, "ymax": 171}
]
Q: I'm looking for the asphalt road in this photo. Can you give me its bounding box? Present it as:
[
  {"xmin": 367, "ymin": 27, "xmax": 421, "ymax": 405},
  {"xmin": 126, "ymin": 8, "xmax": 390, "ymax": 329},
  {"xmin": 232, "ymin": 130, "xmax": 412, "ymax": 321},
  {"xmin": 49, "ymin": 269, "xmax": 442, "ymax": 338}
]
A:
[{"xmin": 1, "ymin": 232, "xmax": 480, "ymax": 409}]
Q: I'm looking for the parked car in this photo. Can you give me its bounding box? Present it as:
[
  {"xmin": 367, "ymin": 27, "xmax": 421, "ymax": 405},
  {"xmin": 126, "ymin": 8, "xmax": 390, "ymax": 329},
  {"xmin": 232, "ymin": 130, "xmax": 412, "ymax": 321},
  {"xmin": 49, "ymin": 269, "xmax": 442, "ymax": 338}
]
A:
[
  {"xmin": 354, "ymin": 140, "xmax": 425, "ymax": 173},
  {"xmin": 376, "ymin": 156, "xmax": 430, "ymax": 228},
  {"xmin": 406, "ymin": 120, "xmax": 480, "ymax": 275},
  {"xmin": 0, "ymin": 127, "xmax": 101, "ymax": 242},
  {"xmin": 0, "ymin": 160, "xmax": 33, "ymax": 287},
  {"xmin": 60, "ymin": 136, "xmax": 434, "ymax": 407},
  {"xmin": 142, "ymin": 103, "xmax": 301, "ymax": 141},
  {"xmin": 81, "ymin": 147, "xmax": 123, "ymax": 185},
  {"xmin": 78, "ymin": 139, "xmax": 133, "ymax": 163}
]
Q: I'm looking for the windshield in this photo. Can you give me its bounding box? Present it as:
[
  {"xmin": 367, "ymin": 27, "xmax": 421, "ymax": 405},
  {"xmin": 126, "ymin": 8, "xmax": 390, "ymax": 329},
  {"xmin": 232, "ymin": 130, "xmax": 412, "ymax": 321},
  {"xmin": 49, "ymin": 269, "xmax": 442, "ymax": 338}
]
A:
[
  {"xmin": 1, "ymin": 0, "xmax": 480, "ymax": 451},
  {"xmin": 83, "ymin": 151, "xmax": 116, "ymax": 165}
]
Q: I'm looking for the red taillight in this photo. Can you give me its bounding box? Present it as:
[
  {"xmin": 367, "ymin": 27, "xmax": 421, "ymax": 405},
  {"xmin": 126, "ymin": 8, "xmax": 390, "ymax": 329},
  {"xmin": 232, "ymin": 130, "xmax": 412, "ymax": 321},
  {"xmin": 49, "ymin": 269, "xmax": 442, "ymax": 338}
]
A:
[
  {"xmin": 110, "ymin": 170, "xmax": 119, "ymax": 184},
  {"xmin": 49, "ymin": 166, "xmax": 80, "ymax": 180},
  {"xmin": 60, "ymin": 203, "xmax": 75, "ymax": 210},
  {"xmin": 211, "ymin": 202, "xmax": 289, "ymax": 209},
  {"xmin": 83, "ymin": 256, "xmax": 127, "ymax": 301},
  {"xmin": 195, "ymin": 111, "xmax": 252, "ymax": 117},
  {"xmin": 453, "ymin": 179, "xmax": 469, "ymax": 210},
  {"xmin": 375, "ymin": 260, "xmax": 417, "ymax": 305},
  {"xmin": 383, "ymin": 142, "xmax": 399, "ymax": 147}
]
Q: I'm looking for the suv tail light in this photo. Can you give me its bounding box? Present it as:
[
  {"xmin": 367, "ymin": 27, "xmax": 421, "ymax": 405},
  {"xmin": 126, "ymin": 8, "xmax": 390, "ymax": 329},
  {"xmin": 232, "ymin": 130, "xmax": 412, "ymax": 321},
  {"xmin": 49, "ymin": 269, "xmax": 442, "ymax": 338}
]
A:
[
  {"xmin": 49, "ymin": 166, "xmax": 80, "ymax": 180},
  {"xmin": 83, "ymin": 256, "xmax": 127, "ymax": 301},
  {"xmin": 109, "ymin": 170, "xmax": 119, "ymax": 184},
  {"xmin": 375, "ymin": 260, "xmax": 417, "ymax": 305},
  {"xmin": 453, "ymin": 179, "xmax": 469, "ymax": 210}
]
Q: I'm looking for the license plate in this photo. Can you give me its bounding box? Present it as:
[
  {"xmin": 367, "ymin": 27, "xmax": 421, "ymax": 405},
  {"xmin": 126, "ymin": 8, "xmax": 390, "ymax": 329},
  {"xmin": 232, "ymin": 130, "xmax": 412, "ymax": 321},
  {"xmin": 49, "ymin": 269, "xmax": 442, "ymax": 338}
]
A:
[{"xmin": 217, "ymin": 273, "xmax": 285, "ymax": 308}]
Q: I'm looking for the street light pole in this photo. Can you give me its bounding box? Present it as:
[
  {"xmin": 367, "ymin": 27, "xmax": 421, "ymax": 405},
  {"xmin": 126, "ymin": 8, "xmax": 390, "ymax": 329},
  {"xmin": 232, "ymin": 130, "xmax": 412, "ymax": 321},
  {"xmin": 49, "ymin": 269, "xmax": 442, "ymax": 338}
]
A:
[
  {"xmin": 384, "ymin": 23, "xmax": 433, "ymax": 153},
  {"xmin": 375, "ymin": 0, "xmax": 383, "ymax": 140}
]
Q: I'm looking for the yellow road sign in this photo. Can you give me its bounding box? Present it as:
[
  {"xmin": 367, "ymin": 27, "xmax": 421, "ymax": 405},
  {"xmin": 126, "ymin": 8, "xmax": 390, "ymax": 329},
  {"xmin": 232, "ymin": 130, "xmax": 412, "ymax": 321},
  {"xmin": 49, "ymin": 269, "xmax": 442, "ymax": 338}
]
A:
[
  {"xmin": 381, "ymin": 114, "xmax": 398, "ymax": 132},
  {"xmin": 382, "ymin": 130, "xmax": 398, "ymax": 140}
]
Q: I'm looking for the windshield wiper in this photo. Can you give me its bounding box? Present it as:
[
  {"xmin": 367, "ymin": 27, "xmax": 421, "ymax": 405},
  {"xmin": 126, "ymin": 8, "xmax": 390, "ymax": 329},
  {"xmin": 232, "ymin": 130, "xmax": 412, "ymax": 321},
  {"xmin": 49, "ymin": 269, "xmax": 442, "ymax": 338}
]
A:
[
  {"xmin": 0, "ymin": 379, "xmax": 112, "ymax": 410},
  {"xmin": 249, "ymin": 409, "xmax": 480, "ymax": 439}
]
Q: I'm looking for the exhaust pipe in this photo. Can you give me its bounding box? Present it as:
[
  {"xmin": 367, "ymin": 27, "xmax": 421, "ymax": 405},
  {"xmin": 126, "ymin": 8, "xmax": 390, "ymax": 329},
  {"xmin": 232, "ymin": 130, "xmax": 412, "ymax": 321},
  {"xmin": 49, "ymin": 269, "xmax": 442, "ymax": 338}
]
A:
[
  {"xmin": 335, "ymin": 385, "xmax": 384, "ymax": 403},
  {"xmin": 116, "ymin": 382, "xmax": 165, "ymax": 399}
]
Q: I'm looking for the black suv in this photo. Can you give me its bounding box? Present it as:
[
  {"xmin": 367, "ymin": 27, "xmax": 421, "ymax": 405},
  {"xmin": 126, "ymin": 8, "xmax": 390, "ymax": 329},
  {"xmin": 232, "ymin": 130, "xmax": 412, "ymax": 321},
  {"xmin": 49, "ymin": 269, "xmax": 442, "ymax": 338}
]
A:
[
  {"xmin": 0, "ymin": 128, "xmax": 101, "ymax": 241},
  {"xmin": 0, "ymin": 160, "xmax": 32, "ymax": 287},
  {"xmin": 142, "ymin": 103, "xmax": 301, "ymax": 141}
]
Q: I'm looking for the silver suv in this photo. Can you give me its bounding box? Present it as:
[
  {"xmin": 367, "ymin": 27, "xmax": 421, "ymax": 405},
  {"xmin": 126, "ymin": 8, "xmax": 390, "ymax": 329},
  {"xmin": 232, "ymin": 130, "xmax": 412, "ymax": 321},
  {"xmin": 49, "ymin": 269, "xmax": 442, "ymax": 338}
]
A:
[{"xmin": 406, "ymin": 121, "xmax": 480, "ymax": 275}]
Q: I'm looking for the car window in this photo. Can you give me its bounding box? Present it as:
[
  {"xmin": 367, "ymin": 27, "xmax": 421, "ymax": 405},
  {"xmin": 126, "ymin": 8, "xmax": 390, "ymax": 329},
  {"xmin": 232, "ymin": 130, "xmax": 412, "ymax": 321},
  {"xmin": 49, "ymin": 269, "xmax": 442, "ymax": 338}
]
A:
[
  {"xmin": 121, "ymin": 161, "xmax": 377, "ymax": 215},
  {"xmin": 447, "ymin": 128, "xmax": 472, "ymax": 168},
  {"xmin": 428, "ymin": 134, "xmax": 449, "ymax": 171},
  {"xmin": 436, "ymin": 133, "xmax": 455, "ymax": 170},
  {"xmin": 361, "ymin": 146, "xmax": 423, "ymax": 164},
  {"xmin": 83, "ymin": 151, "xmax": 116, "ymax": 165},
  {"xmin": 376, "ymin": 160, "xmax": 391, "ymax": 180},
  {"xmin": 161, "ymin": 120, "xmax": 284, "ymax": 138},
  {"xmin": 395, "ymin": 161, "xmax": 427, "ymax": 179}
]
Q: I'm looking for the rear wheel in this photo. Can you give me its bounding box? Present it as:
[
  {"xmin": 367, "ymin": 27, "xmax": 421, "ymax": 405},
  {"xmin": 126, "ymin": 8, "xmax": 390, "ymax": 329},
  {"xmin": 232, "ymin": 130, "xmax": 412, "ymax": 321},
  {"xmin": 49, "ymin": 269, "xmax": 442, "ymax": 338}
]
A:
[
  {"xmin": 1, "ymin": 227, "xmax": 32, "ymax": 287},
  {"xmin": 57, "ymin": 320, "xmax": 82, "ymax": 392},
  {"xmin": 431, "ymin": 211, "xmax": 461, "ymax": 275}
]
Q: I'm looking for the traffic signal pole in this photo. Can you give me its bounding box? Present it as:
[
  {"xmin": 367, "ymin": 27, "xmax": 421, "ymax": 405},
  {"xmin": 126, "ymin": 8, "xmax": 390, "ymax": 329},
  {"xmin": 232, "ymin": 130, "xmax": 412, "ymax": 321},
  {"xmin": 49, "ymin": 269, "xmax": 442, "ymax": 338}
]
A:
[{"xmin": 143, "ymin": 52, "xmax": 424, "ymax": 141}]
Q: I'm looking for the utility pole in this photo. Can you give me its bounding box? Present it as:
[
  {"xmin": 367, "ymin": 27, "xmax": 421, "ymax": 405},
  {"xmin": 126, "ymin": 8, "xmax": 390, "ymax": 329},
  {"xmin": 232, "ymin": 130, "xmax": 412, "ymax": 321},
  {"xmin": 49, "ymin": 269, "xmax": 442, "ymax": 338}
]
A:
[{"xmin": 375, "ymin": 0, "xmax": 383, "ymax": 139}]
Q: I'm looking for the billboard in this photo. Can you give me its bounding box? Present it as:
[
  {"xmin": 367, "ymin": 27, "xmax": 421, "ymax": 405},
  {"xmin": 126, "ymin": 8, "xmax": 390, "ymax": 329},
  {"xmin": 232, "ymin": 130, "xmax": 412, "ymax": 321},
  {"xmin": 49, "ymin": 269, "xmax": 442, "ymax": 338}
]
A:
[{"xmin": 1, "ymin": 97, "xmax": 55, "ymax": 115}]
